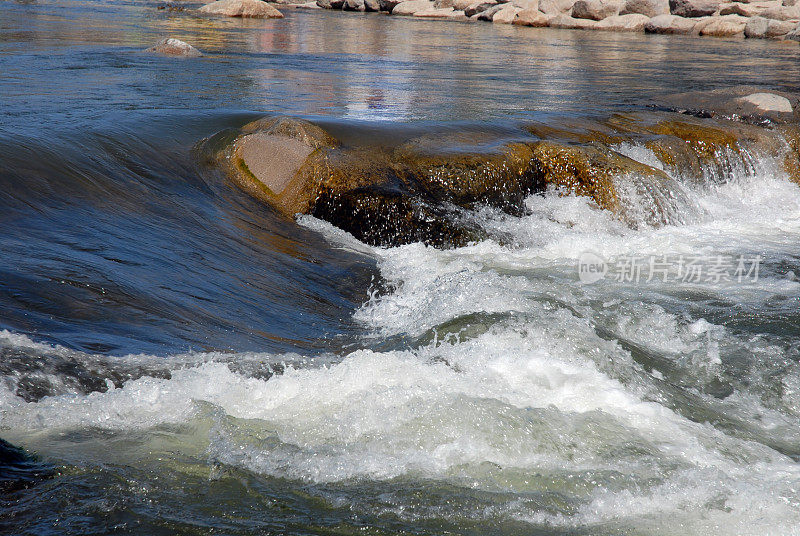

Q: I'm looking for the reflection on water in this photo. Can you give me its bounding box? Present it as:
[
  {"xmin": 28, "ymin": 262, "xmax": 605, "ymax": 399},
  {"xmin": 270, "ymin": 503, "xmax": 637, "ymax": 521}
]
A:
[{"xmin": 3, "ymin": 0, "xmax": 800, "ymax": 130}]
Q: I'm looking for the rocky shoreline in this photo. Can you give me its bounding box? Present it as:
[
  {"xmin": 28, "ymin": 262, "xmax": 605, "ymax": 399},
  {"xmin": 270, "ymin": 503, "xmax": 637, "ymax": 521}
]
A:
[{"xmin": 265, "ymin": 0, "xmax": 800, "ymax": 41}]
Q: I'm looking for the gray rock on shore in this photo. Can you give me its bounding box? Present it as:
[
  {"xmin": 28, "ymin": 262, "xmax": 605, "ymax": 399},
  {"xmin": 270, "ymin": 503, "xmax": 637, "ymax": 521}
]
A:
[
  {"xmin": 696, "ymin": 13, "xmax": 748, "ymax": 35},
  {"xmin": 668, "ymin": 0, "xmax": 719, "ymax": 17},
  {"xmin": 645, "ymin": 13, "xmax": 698, "ymax": 31},
  {"xmin": 572, "ymin": 0, "xmax": 623, "ymax": 20},
  {"xmin": 477, "ymin": 3, "xmax": 505, "ymax": 18},
  {"xmin": 199, "ymin": 0, "xmax": 284, "ymax": 17},
  {"xmin": 492, "ymin": 3, "xmax": 523, "ymax": 21},
  {"xmin": 539, "ymin": 0, "xmax": 576, "ymax": 13},
  {"xmin": 744, "ymin": 15, "xmax": 795, "ymax": 36},
  {"xmin": 620, "ymin": 0, "xmax": 669, "ymax": 17},
  {"xmin": 305, "ymin": 0, "xmax": 800, "ymax": 44}
]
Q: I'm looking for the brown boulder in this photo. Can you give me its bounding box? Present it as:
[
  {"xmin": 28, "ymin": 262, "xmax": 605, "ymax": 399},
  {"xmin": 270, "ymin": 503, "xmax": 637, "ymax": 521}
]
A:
[
  {"xmin": 513, "ymin": 7, "xmax": 553, "ymax": 23},
  {"xmin": 199, "ymin": 0, "xmax": 284, "ymax": 17}
]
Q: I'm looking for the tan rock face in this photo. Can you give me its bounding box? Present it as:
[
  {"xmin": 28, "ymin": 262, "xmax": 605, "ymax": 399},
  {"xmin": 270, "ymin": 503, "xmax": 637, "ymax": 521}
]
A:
[
  {"xmin": 787, "ymin": 24, "xmax": 800, "ymax": 39},
  {"xmin": 595, "ymin": 12, "xmax": 650, "ymax": 29},
  {"xmin": 513, "ymin": 7, "xmax": 553, "ymax": 23},
  {"xmin": 538, "ymin": 0, "xmax": 576, "ymax": 14},
  {"xmin": 719, "ymin": 1, "xmax": 776, "ymax": 16},
  {"xmin": 145, "ymin": 38, "xmax": 202, "ymax": 57},
  {"xmin": 199, "ymin": 0, "xmax": 285, "ymax": 17},
  {"xmin": 392, "ymin": 0, "xmax": 435, "ymax": 13},
  {"xmin": 696, "ymin": 14, "xmax": 748, "ymax": 35},
  {"xmin": 645, "ymin": 13, "xmax": 698, "ymax": 32},
  {"xmin": 492, "ymin": 3, "xmax": 523, "ymax": 21},
  {"xmin": 621, "ymin": 0, "xmax": 669, "ymax": 16},
  {"xmin": 451, "ymin": 0, "xmax": 477, "ymax": 8},
  {"xmin": 572, "ymin": 0, "xmax": 624, "ymax": 19},
  {"xmin": 761, "ymin": 4, "xmax": 800, "ymax": 18}
]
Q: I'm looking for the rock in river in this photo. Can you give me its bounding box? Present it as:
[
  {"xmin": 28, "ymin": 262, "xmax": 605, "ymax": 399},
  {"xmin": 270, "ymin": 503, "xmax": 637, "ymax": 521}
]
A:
[
  {"xmin": 145, "ymin": 38, "xmax": 202, "ymax": 57},
  {"xmin": 199, "ymin": 0, "xmax": 285, "ymax": 17}
]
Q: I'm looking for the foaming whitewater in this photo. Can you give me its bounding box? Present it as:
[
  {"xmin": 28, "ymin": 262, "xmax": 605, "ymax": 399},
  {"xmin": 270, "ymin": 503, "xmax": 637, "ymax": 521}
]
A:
[{"xmin": 4, "ymin": 142, "xmax": 800, "ymax": 535}]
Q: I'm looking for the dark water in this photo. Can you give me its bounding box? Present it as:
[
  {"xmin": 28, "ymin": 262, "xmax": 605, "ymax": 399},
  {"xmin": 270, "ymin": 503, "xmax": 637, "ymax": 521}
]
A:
[{"xmin": 2, "ymin": 1, "xmax": 800, "ymax": 535}]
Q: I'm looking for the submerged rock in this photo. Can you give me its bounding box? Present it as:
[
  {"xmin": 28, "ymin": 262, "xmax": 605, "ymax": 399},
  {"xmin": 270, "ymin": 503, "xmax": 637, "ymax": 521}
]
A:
[
  {"xmin": 199, "ymin": 0, "xmax": 285, "ymax": 17},
  {"xmin": 203, "ymin": 111, "xmax": 800, "ymax": 248},
  {"xmin": 737, "ymin": 92, "xmax": 794, "ymax": 113},
  {"xmin": 661, "ymin": 86, "xmax": 799, "ymax": 123},
  {"xmin": 145, "ymin": 38, "xmax": 202, "ymax": 57}
]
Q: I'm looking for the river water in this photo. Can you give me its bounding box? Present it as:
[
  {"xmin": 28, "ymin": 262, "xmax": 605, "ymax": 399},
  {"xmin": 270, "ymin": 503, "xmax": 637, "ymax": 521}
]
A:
[{"xmin": 2, "ymin": 1, "xmax": 800, "ymax": 534}]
